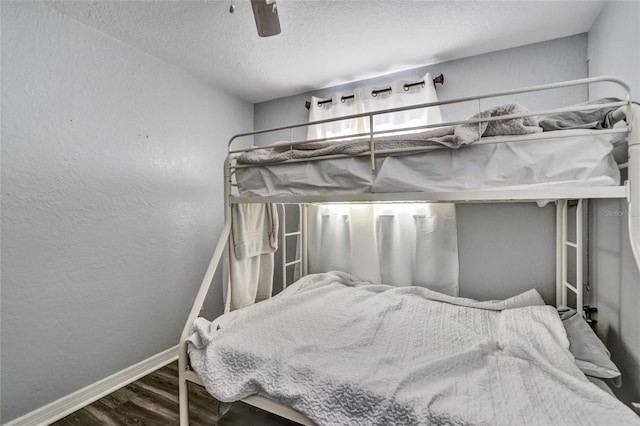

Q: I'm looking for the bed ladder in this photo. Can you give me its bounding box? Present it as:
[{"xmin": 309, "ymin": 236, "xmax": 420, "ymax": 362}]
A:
[
  {"xmin": 556, "ymin": 199, "xmax": 585, "ymax": 317},
  {"xmin": 279, "ymin": 203, "xmax": 307, "ymax": 289}
]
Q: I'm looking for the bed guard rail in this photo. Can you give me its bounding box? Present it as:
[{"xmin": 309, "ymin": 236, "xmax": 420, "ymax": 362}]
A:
[{"xmin": 227, "ymin": 76, "xmax": 632, "ymax": 173}]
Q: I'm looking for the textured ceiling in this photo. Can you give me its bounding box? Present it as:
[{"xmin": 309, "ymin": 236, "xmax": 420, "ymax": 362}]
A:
[{"xmin": 48, "ymin": 0, "xmax": 606, "ymax": 103}]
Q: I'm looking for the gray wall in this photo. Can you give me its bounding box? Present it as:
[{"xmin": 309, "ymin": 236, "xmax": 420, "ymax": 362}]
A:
[
  {"xmin": 254, "ymin": 35, "xmax": 588, "ymax": 146},
  {"xmin": 587, "ymin": 0, "xmax": 640, "ymax": 405},
  {"xmin": 256, "ymin": 35, "xmax": 589, "ymax": 304},
  {"xmin": 0, "ymin": 2, "xmax": 252, "ymax": 422}
]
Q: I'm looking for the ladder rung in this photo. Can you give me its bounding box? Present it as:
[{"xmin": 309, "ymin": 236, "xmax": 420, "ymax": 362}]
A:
[
  {"xmin": 285, "ymin": 260, "xmax": 301, "ymax": 267},
  {"xmin": 285, "ymin": 231, "xmax": 301, "ymax": 237},
  {"xmin": 563, "ymin": 281, "xmax": 577, "ymax": 293},
  {"xmin": 564, "ymin": 241, "xmax": 578, "ymax": 248}
]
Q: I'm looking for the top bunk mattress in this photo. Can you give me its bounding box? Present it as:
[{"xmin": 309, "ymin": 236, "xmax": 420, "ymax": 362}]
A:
[{"xmin": 235, "ymin": 130, "xmax": 621, "ymax": 197}]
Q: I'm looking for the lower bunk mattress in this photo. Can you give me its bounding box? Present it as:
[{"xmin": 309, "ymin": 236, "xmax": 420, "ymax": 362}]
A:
[
  {"xmin": 235, "ymin": 130, "xmax": 620, "ymax": 196},
  {"xmin": 187, "ymin": 271, "xmax": 639, "ymax": 426}
]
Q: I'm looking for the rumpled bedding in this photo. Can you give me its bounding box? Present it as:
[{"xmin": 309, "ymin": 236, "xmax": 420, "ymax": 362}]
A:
[
  {"xmin": 236, "ymin": 99, "xmax": 628, "ymax": 165},
  {"xmin": 538, "ymin": 97, "xmax": 628, "ymax": 130},
  {"xmin": 187, "ymin": 271, "xmax": 640, "ymax": 426},
  {"xmin": 237, "ymin": 103, "xmax": 541, "ymax": 164}
]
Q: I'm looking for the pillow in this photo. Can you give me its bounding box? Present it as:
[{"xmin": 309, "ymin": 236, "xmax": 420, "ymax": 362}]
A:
[{"xmin": 558, "ymin": 306, "xmax": 621, "ymax": 385}]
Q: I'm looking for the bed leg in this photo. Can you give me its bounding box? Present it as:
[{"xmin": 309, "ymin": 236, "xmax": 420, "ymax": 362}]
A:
[
  {"xmin": 178, "ymin": 342, "xmax": 190, "ymax": 425},
  {"xmin": 179, "ymin": 379, "xmax": 189, "ymax": 425},
  {"xmin": 218, "ymin": 401, "xmax": 232, "ymax": 417}
]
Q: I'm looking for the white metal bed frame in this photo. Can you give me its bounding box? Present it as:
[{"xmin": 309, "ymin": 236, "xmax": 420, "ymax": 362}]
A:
[{"xmin": 178, "ymin": 76, "xmax": 640, "ymax": 426}]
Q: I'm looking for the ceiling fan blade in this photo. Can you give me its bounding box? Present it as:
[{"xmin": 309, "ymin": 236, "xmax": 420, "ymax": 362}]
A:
[{"xmin": 251, "ymin": 0, "xmax": 281, "ymax": 37}]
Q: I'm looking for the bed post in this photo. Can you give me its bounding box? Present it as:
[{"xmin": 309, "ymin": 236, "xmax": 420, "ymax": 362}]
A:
[
  {"xmin": 555, "ymin": 200, "xmax": 565, "ymax": 307},
  {"xmin": 178, "ymin": 156, "xmax": 233, "ymax": 425},
  {"xmin": 627, "ymin": 103, "xmax": 640, "ymax": 272},
  {"xmin": 302, "ymin": 204, "xmax": 308, "ymax": 277}
]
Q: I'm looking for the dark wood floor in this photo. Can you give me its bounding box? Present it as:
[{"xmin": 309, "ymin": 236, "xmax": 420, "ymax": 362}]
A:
[{"xmin": 51, "ymin": 361, "xmax": 301, "ymax": 426}]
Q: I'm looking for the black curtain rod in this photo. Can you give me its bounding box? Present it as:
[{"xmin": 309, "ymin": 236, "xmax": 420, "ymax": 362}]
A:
[{"xmin": 305, "ymin": 73, "xmax": 444, "ymax": 110}]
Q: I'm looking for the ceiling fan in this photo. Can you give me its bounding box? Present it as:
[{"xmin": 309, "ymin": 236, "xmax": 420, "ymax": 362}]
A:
[
  {"xmin": 230, "ymin": 0, "xmax": 281, "ymax": 37},
  {"xmin": 252, "ymin": 0, "xmax": 281, "ymax": 37}
]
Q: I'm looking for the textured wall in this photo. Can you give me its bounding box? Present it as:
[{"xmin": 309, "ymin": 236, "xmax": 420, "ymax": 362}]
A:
[
  {"xmin": 0, "ymin": 2, "xmax": 252, "ymax": 422},
  {"xmin": 587, "ymin": 0, "xmax": 640, "ymax": 405},
  {"xmin": 256, "ymin": 35, "xmax": 589, "ymax": 304},
  {"xmin": 254, "ymin": 35, "xmax": 588, "ymax": 146}
]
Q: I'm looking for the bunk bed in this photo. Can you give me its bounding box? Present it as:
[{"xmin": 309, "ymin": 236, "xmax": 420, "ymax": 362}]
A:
[{"xmin": 179, "ymin": 76, "xmax": 640, "ymax": 425}]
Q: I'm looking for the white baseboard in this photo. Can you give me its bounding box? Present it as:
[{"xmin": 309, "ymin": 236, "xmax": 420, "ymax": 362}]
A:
[{"xmin": 4, "ymin": 345, "xmax": 179, "ymax": 426}]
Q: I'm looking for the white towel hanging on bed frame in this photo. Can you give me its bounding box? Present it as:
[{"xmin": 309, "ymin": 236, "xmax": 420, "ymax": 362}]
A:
[{"xmin": 229, "ymin": 203, "xmax": 279, "ymax": 309}]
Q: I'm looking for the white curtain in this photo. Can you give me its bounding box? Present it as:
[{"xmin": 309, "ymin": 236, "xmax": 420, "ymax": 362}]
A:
[
  {"xmin": 307, "ymin": 72, "xmax": 442, "ymax": 140},
  {"xmin": 307, "ymin": 203, "xmax": 459, "ymax": 296},
  {"xmin": 305, "ymin": 72, "xmax": 457, "ymax": 295}
]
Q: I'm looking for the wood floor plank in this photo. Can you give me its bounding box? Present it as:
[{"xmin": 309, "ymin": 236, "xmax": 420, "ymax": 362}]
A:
[
  {"xmin": 163, "ymin": 362, "xmax": 178, "ymax": 374},
  {"xmin": 134, "ymin": 374, "xmax": 180, "ymax": 403},
  {"xmin": 128, "ymin": 395, "xmax": 180, "ymax": 424},
  {"xmin": 106, "ymin": 386, "xmax": 139, "ymax": 405},
  {"xmin": 111, "ymin": 400, "xmax": 171, "ymax": 426},
  {"xmin": 83, "ymin": 404, "xmax": 123, "ymax": 426},
  {"xmin": 150, "ymin": 368, "xmax": 179, "ymax": 385},
  {"xmin": 50, "ymin": 418, "xmax": 78, "ymax": 426},
  {"xmin": 51, "ymin": 361, "xmax": 302, "ymax": 426},
  {"xmin": 54, "ymin": 407, "xmax": 107, "ymax": 425}
]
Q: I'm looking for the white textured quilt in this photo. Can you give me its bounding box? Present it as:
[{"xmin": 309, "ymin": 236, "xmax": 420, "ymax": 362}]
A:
[{"xmin": 187, "ymin": 272, "xmax": 640, "ymax": 425}]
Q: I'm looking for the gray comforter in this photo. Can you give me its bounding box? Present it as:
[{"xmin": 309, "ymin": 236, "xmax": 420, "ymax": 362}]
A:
[
  {"xmin": 538, "ymin": 97, "xmax": 628, "ymax": 130},
  {"xmin": 238, "ymin": 103, "xmax": 542, "ymax": 164},
  {"xmin": 238, "ymin": 98, "xmax": 630, "ymax": 165}
]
